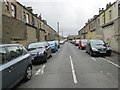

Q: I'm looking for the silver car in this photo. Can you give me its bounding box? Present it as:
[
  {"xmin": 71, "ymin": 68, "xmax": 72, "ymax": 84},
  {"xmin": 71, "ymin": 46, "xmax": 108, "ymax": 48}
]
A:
[{"xmin": 0, "ymin": 44, "xmax": 32, "ymax": 89}]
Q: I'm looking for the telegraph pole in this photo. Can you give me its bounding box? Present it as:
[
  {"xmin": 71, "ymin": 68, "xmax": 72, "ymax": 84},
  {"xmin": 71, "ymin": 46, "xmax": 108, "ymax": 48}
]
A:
[
  {"xmin": 62, "ymin": 31, "xmax": 63, "ymax": 39},
  {"xmin": 57, "ymin": 22, "xmax": 60, "ymax": 41}
]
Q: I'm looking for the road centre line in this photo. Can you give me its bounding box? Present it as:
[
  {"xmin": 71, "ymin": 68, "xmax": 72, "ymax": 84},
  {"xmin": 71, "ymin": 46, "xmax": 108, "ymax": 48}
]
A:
[
  {"xmin": 99, "ymin": 57, "xmax": 120, "ymax": 68},
  {"xmin": 69, "ymin": 56, "xmax": 78, "ymax": 84},
  {"xmin": 92, "ymin": 57, "xmax": 96, "ymax": 61}
]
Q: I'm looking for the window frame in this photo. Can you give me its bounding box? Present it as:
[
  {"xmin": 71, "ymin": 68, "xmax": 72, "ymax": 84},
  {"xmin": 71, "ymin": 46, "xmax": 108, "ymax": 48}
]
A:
[
  {"xmin": 11, "ymin": 4, "xmax": 16, "ymax": 18},
  {"xmin": 4, "ymin": 0, "xmax": 9, "ymax": 11},
  {"xmin": 26, "ymin": 13, "xmax": 30, "ymax": 23},
  {"xmin": 109, "ymin": 10, "xmax": 112, "ymax": 20}
]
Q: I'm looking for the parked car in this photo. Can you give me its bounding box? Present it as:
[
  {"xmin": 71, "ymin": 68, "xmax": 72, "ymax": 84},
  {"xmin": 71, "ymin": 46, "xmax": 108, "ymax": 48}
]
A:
[
  {"xmin": 86, "ymin": 40, "xmax": 112, "ymax": 56},
  {"xmin": 48, "ymin": 41, "xmax": 58, "ymax": 53},
  {"xmin": 74, "ymin": 39, "xmax": 80, "ymax": 46},
  {"xmin": 59, "ymin": 40, "xmax": 65, "ymax": 44},
  {"xmin": 78, "ymin": 40, "xmax": 88, "ymax": 50},
  {"xmin": 0, "ymin": 44, "xmax": 32, "ymax": 89},
  {"xmin": 54, "ymin": 40, "xmax": 60, "ymax": 49},
  {"xmin": 27, "ymin": 42, "xmax": 52, "ymax": 64},
  {"xmin": 68, "ymin": 40, "xmax": 73, "ymax": 43},
  {"xmin": 72, "ymin": 39, "xmax": 75, "ymax": 44}
]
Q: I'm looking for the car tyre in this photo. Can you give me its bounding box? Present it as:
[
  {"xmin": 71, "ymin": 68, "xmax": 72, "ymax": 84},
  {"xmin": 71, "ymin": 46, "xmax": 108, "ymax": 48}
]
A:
[
  {"xmin": 44, "ymin": 56, "xmax": 47, "ymax": 63},
  {"xmin": 90, "ymin": 50, "xmax": 93, "ymax": 56},
  {"xmin": 24, "ymin": 65, "xmax": 32, "ymax": 81},
  {"xmin": 107, "ymin": 53, "xmax": 111, "ymax": 56}
]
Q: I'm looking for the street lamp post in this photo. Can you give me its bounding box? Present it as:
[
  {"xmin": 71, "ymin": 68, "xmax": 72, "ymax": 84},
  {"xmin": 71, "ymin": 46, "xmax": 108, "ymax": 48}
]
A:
[{"xmin": 57, "ymin": 22, "xmax": 60, "ymax": 41}]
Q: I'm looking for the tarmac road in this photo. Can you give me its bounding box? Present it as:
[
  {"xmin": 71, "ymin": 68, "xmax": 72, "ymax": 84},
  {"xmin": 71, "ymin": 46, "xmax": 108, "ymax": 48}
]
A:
[{"xmin": 15, "ymin": 42, "xmax": 119, "ymax": 88}]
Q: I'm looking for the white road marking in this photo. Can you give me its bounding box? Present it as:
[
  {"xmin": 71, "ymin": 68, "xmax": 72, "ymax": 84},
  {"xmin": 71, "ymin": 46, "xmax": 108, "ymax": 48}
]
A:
[
  {"xmin": 107, "ymin": 72, "xmax": 110, "ymax": 75},
  {"xmin": 100, "ymin": 71, "xmax": 103, "ymax": 73},
  {"xmin": 92, "ymin": 57, "xmax": 96, "ymax": 61},
  {"xmin": 99, "ymin": 57, "xmax": 120, "ymax": 68},
  {"xmin": 35, "ymin": 68, "xmax": 41, "ymax": 76},
  {"xmin": 35, "ymin": 64, "xmax": 46, "ymax": 76},
  {"xmin": 41, "ymin": 65, "xmax": 46, "ymax": 74},
  {"xmin": 69, "ymin": 56, "xmax": 78, "ymax": 84}
]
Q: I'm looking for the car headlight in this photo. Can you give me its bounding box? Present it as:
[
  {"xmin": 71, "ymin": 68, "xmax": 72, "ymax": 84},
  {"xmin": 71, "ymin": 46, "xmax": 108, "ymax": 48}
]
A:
[
  {"xmin": 107, "ymin": 47, "xmax": 111, "ymax": 50},
  {"xmin": 92, "ymin": 48, "xmax": 98, "ymax": 51},
  {"xmin": 38, "ymin": 52, "xmax": 44, "ymax": 56}
]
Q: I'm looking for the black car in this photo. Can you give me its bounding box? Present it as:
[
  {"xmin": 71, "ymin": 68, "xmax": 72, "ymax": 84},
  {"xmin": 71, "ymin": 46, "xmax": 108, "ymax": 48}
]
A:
[
  {"xmin": 27, "ymin": 42, "xmax": 52, "ymax": 64},
  {"xmin": 86, "ymin": 40, "xmax": 112, "ymax": 56},
  {"xmin": 0, "ymin": 44, "xmax": 32, "ymax": 89}
]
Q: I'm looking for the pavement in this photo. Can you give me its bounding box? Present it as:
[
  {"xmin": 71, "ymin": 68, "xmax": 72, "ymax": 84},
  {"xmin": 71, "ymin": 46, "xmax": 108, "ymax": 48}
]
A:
[
  {"xmin": 14, "ymin": 42, "xmax": 119, "ymax": 89},
  {"xmin": 105, "ymin": 51, "xmax": 119, "ymax": 64}
]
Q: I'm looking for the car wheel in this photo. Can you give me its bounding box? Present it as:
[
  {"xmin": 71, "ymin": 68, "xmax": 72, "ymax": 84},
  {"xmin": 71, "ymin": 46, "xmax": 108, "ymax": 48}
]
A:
[
  {"xmin": 78, "ymin": 46, "xmax": 80, "ymax": 49},
  {"xmin": 90, "ymin": 50, "xmax": 93, "ymax": 56},
  {"xmin": 107, "ymin": 53, "xmax": 111, "ymax": 56},
  {"xmin": 50, "ymin": 54, "xmax": 52, "ymax": 57},
  {"xmin": 44, "ymin": 56, "xmax": 47, "ymax": 63},
  {"xmin": 24, "ymin": 65, "xmax": 32, "ymax": 81}
]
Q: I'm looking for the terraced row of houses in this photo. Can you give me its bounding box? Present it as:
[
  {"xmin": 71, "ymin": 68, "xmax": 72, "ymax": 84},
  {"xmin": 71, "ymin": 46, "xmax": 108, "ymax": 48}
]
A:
[
  {"xmin": 0, "ymin": 0, "xmax": 59, "ymax": 46},
  {"xmin": 78, "ymin": 0, "xmax": 120, "ymax": 53}
]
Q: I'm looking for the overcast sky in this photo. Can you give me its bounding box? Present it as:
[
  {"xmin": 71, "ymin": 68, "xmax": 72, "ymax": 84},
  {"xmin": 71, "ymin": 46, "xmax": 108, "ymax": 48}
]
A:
[{"xmin": 17, "ymin": 0, "xmax": 116, "ymax": 36}]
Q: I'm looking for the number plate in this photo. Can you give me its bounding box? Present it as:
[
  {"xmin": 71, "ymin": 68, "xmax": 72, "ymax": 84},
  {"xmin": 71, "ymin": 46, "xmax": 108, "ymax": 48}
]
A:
[{"xmin": 100, "ymin": 51, "xmax": 106, "ymax": 53}]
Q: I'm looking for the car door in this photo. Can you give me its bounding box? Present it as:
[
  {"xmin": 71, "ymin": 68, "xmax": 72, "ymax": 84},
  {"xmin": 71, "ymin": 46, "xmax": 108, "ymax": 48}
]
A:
[
  {"xmin": 88, "ymin": 42, "xmax": 91, "ymax": 53},
  {"xmin": 0, "ymin": 46, "xmax": 14, "ymax": 89},
  {"xmin": 86, "ymin": 41, "xmax": 90, "ymax": 52},
  {"xmin": 2, "ymin": 45, "xmax": 28, "ymax": 88},
  {"xmin": 45, "ymin": 42, "xmax": 51, "ymax": 57}
]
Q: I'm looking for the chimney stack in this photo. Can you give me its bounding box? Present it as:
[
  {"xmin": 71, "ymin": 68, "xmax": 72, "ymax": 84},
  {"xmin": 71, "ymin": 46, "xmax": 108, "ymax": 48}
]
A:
[
  {"xmin": 99, "ymin": 8, "xmax": 104, "ymax": 14},
  {"xmin": 35, "ymin": 14, "xmax": 38, "ymax": 17},
  {"xmin": 26, "ymin": 7, "xmax": 33, "ymax": 13},
  {"xmin": 38, "ymin": 14, "xmax": 42, "ymax": 20}
]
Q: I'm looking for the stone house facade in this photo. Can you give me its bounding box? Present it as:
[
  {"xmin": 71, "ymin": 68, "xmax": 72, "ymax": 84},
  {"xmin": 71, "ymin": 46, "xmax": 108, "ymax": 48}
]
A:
[{"xmin": 1, "ymin": 0, "xmax": 59, "ymax": 46}]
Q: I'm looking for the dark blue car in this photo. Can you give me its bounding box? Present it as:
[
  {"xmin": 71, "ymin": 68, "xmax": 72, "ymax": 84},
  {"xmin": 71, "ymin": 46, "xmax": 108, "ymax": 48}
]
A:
[{"xmin": 48, "ymin": 41, "xmax": 58, "ymax": 53}]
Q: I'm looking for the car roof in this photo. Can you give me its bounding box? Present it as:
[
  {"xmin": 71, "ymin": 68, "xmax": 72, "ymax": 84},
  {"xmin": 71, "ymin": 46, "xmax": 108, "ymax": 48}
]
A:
[
  {"xmin": 88, "ymin": 39, "xmax": 103, "ymax": 41},
  {"xmin": 29, "ymin": 41, "xmax": 47, "ymax": 44},
  {"xmin": 0, "ymin": 44, "xmax": 22, "ymax": 47}
]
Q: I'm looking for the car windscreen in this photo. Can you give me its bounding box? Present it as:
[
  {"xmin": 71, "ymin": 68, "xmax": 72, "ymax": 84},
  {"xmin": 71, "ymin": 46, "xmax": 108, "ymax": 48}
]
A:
[
  {"xmin": 48, "ymin": 42, "xmax": 55, "ymax": 45},
  {"xmin": 90, "ymin": 40, "xmax": 105, "ymax": 46},
  {"xmin": 81, "ymin": 40, "xmax": 87, "ymax": 44},
  {"xmin": 76, "ymin": 40, "xmax": 80, "ymax": 42},
  {"xmin": 28, "ymin": 43, "xmax": 45, "ymax": 49}
]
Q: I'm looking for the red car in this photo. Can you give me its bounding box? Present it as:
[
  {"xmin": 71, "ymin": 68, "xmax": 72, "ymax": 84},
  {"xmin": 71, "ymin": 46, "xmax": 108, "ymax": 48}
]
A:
[
  {"xmin": 74, "ymin": 39, "xmax": 80, "ymax": 46},
  {"xmin": 78, "ymin": 40, "xmax": 88, "ymax": 50}
]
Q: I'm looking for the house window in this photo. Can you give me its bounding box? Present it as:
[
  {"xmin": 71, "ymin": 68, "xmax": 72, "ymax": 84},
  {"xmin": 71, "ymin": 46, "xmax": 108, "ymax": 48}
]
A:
[
  {"xmin": 4, "ymin": 0, "xmax": 9, "ymax": 11},
  {"xmin": 36, "ymin": 20, "xmax": 39, "ymax": 27},
  {"xmin": 23, "ymin": 11, "xmax": 26, "ymax": 21},
  {"xmin": 89, "ymin": 25, "xmax": 90, "ymax": 30},
  {"xmin": 26, "ymin": 13, "xmax": 29, "ymax": 23},
  {"xmin": 109, "ymin": 10, "xmax": 112, "ymax": 20},
  {"xmin": 32, "ymin": 16, "xmax": 35, "ymax": 25},
  {"xmin": 98, "ymin": 18, "xmax": 100, "ymax": 25},
  {"xmin": 11, "ymin": 4, "xmax": 16, "ymax": 18},
  {"xmin": 102, "ymin": 15, "xmax": 105, "ymax": 24},
  {"xmin": 118, "ymin": 4, "xmax": 120, "ymax": 17}
]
